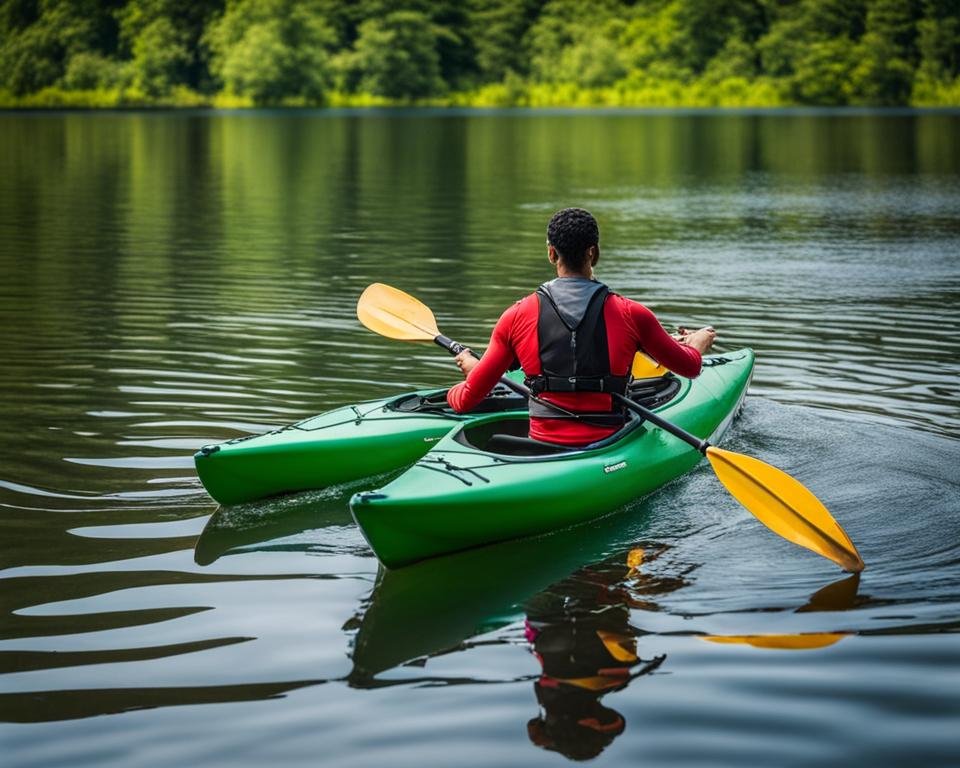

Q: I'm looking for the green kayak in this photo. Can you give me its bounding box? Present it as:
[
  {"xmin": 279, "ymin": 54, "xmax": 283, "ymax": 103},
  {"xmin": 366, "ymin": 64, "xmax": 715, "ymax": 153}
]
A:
[
  {"xmin": 194, "ymin": 373, "xmax": 527, "ymax": 506},
  {"xmin": 350, "ymin": 349, "xmax": 755, "ymax": 568}
]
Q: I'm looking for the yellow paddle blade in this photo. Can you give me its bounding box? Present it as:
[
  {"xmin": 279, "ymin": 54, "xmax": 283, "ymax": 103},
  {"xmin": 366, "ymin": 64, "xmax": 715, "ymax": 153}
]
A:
[
  {"xmin": 706, "ymin": 446, "xmax": 864, "ymax": 573},
  {"xmin": 631, "ymin": 352, "xmax": 667, "ymax": 378},
  {"xmin": 701, "ymin": 632, "xmax": 849, "ymax": 650},
  {"xmin": 356, "ymin": 283, "xmax": 441, "ymax": 341},
  {"xmin": 625, "ymin": 547, "xmax": 645, "ymax": 578},
  {"xmin": 546, "ymin": 674, "xmax": 629, "ymax": 692},
  {"xmin": 596, "ymin": 630, "xmax": 639, "ymax": 663}
]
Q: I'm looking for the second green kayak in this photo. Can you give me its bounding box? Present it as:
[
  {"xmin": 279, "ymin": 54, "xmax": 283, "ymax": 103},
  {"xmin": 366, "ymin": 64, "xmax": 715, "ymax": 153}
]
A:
[
  {"xmin": 350, "ymin": 349, "xmax": 755, "ymax": 568},
  {"xmin": 194, "ymin": 374, "xmax": 527, "ymax": 506}
]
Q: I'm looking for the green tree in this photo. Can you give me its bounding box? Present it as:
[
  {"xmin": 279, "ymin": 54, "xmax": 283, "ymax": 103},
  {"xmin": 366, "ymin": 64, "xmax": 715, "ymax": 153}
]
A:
[
  {"xmin": 916, "ymin": 0, "xmax": 960, "ymax": 80},
  {"xmin": 847, "ymin": 0, "xmax": 919, "ymax": 104},
  {"xmin": 756, "ymin": 0, "xmax": 868, "ymax": 103},
  {"xmin": 427, "ymin": 1, "xmax": 473, "ymax": 89},
  {"xmin": 316, "ymin": 0, "xmax": 475, "ymax": 89},
  {"xmin": 117, "ymin": 0, "xmax": 220, "ymax": 94},
  {"xmin": 619, "ymin": 1, "xmax": 691, "ymax": 82},
  {"xmin": 468, "ymin": 0, "xmax": 543, "ymax": 82},
  {"xmin": 128, "ymin": 16, "xmax": 190, "ymax": 95},
  {"xmin": 525, "ymin": 0, "xmax": 628, "ymax": 86},
  {"xmin": 913, "ymin": 0, "xmax": 960, "ymax": 101},
  {"xmin": 0, "ymin": 0, "xmax": 120, "ymax": 94},
  {"xmin": 206, "ymin": 0, "xmax": 334, "ymax": 104},
  {"xmin": 701, "ymin": 35, "xmax": 758, "ymax": 83},
  {"xmin": 798, "ymin": 0, "xmax": 868, "ymax": 39},
  {"xmin": 794, "ymin": 37, "xmax": 861, "ymax": 104},
  {"xmin": 62, "ymin": 50, "xmax": 126, "ymax": 89},
  {"xmin": 673, "ymin": 0, "xmax": 766, "ymax": 74},
  {"xmin": 342, "ymin": 10, "xmax": 447, "ymax": 99}
]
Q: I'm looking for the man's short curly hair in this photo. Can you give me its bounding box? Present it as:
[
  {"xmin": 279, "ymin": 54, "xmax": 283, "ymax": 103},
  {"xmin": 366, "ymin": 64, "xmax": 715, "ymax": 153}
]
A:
[{"xmin": 546, "ymin": 208, "xmax": 599, "ymax": 271}]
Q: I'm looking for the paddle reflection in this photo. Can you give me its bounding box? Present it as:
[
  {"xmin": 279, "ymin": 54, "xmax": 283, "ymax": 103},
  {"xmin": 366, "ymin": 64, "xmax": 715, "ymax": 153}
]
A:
[
  {"xmin": 524, "ymin": 546, "xmax": 676, "ymax": 760},
  {"xmin": 796, "ymin": 573, "xmax": 863, "ymax": 613},
  {"xmin": 702, "ymin": 573, "xmax": 865, "ymax": 651}
]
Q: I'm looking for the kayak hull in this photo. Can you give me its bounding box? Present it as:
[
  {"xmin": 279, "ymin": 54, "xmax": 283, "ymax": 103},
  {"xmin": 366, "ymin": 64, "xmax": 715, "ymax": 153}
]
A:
[{"xmin": 350, "ymin": 349, "xmax": 754, "ymax": 568}]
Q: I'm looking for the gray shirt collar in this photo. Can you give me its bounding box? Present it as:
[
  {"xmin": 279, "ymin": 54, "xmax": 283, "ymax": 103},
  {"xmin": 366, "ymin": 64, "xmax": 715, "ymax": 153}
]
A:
[{"xmin": 539, "ymin": 277, "xmax": 607, "ymax": 329}]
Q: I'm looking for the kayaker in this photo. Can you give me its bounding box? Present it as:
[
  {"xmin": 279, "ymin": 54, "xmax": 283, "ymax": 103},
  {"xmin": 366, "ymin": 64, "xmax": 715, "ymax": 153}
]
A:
[{"xmin": 447, "ymin": 207, "xmax": 716, "ymax": 446}]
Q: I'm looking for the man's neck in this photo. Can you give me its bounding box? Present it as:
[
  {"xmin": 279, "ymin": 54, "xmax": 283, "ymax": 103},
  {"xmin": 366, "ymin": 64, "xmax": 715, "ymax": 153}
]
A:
[{"xmin": 556, "ymin": 267, "xmax": 593, "ymax": 279}]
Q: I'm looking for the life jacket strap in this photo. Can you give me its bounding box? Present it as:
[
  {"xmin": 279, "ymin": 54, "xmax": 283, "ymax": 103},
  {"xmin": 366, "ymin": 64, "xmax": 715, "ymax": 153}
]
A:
[
  {"xmin": 525, "ymin": 373, "xmax": 629, "ymax": 395},
  {"xmin": 527, "ymin": 397, "xmax": 626, "ymax": 427}
]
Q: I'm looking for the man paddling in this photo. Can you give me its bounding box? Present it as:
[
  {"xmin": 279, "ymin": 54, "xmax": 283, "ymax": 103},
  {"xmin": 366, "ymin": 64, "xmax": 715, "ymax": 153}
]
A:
[{"xmin": 448, "ymin": 208, "xmax": 716, "ymax": 446}]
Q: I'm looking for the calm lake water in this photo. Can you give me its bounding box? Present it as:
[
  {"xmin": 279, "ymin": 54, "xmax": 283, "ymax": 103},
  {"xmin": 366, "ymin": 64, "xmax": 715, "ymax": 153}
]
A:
[{"xmin": 1, "ymin": 109, "xmax": 959, "ymax": 767}]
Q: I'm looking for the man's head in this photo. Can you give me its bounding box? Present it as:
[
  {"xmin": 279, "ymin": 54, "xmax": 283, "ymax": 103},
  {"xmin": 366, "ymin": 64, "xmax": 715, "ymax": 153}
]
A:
[{"xmin": 546, "ymin": 208, "xmax": 600, "ymax": 275}]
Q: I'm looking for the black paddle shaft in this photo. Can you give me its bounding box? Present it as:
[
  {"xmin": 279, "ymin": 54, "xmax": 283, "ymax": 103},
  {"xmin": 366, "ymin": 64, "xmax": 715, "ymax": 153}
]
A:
[
  {"xmin": 434, "ymin": 334, "xmax": 532, "ymax": 400},
  {"xmin": 613, "ymin": 392, "xmax": 710, "ymax": 455},
  {"xmin": 434, "ymin": 334, "xmax": 467, "ymax": 356}
]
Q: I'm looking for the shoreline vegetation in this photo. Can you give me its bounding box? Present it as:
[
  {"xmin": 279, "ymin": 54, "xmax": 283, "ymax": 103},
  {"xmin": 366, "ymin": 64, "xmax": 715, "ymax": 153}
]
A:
[
  {"xmin": 2, "ymin": 1, "xmax": 959, "ymax": 111},
  {"xmin": 5, "ymin": 79, "xmax": 960, "ymax": 110}
]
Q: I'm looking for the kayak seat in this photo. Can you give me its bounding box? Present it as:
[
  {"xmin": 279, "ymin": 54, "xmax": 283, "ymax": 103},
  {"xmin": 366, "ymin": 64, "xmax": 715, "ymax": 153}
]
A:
[
  {"xmin": 457, "ymin": 416, "xmax": 575, "ymax": 455},
  {"xmin": 485, "ymin": 433, "xmax": 576, "ymax": 457}
]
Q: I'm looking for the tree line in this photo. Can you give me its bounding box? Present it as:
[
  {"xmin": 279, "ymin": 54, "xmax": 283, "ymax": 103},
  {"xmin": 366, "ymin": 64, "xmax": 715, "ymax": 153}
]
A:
[{"xmin": 2, "ymin": 0, "xmax": 958, "ymax": 107}]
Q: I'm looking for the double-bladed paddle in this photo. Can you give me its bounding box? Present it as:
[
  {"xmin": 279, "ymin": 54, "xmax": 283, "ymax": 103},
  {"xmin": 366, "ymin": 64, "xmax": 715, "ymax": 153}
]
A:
[{"xmin": 356, "ymin": 282, "xmax": 864, "ymax": 573}]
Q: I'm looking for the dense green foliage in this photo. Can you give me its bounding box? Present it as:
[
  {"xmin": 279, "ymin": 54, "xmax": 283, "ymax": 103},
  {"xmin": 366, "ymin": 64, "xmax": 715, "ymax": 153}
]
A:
[
  {"xmin": 2, "ymin": 0, "xmax": 959, "ymax": 106},
  {"xmin": 206, "ymin": 0, "xmax": 333, "ymax": 104}
]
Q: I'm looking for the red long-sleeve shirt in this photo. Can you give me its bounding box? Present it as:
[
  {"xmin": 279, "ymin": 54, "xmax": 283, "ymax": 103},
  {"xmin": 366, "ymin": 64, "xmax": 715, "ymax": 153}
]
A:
[{"xmin": 447, "ymin": 292, "xmax": 702, "ymax": 445}]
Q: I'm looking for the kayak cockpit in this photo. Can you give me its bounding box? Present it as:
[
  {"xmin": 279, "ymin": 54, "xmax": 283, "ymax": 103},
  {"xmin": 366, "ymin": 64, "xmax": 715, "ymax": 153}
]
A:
[
  {"xmin": 452, "ymin": 412, "xmax": 648, "ymax": 457},
  {"xmin": 453, "ymin": 374, "xmax": 683, "ymax": 458},
  {"xmin": 455, "ymin": 417, "xmax": 574, "ymax": 456}
]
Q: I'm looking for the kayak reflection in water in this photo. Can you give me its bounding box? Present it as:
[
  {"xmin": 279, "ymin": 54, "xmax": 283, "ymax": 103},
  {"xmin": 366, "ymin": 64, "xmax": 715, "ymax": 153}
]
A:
[
  {"xmin": 523, "ymin": 545, "xmax": 685, "ymax": 760},
  {"xmin": 447, "ymin": 207, "xmax": 716, "ymax": 447}
]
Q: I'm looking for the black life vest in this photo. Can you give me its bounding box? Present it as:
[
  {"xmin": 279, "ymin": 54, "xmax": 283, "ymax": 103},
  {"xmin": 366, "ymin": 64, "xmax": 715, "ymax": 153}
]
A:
[{"xmin": 524, "ymin": 279, "xmax": 628, "ymax": 425}]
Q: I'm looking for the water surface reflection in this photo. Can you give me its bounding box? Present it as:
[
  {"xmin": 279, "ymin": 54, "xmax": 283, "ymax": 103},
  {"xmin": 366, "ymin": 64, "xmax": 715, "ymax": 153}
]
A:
[{"xmin": 1, "ymin": 110, "xmax": 958, "ymax": 767}]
